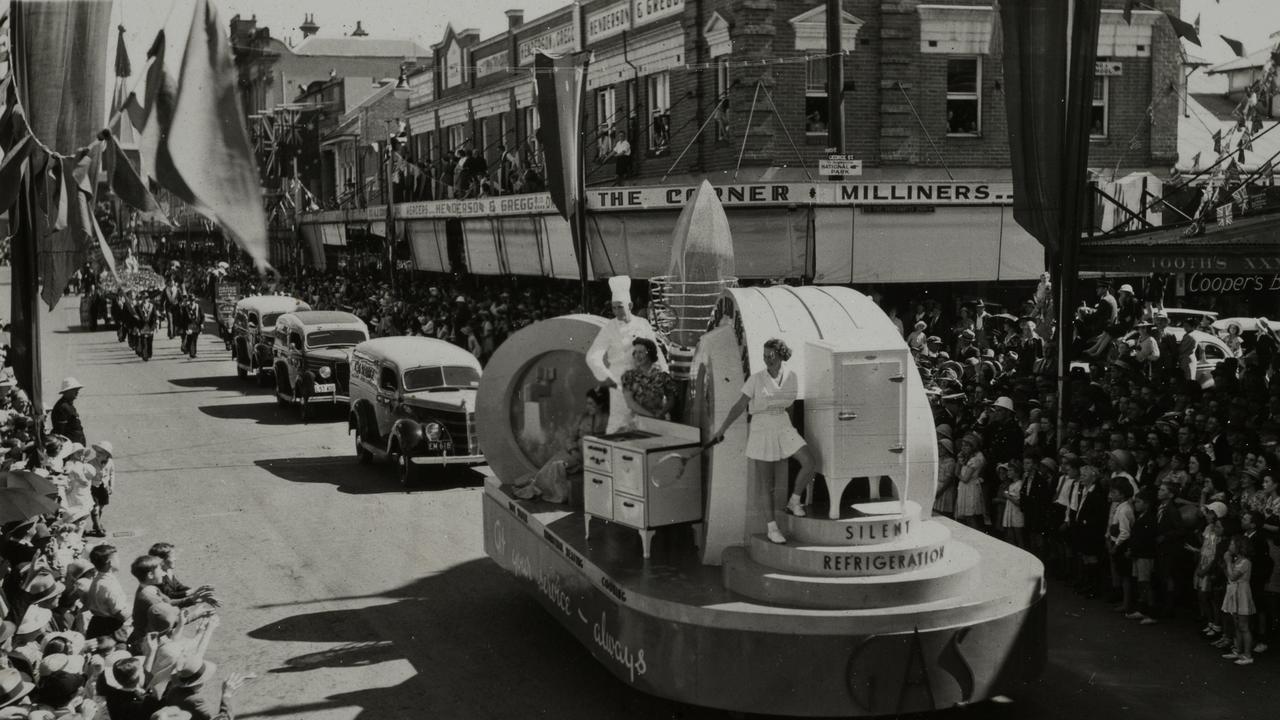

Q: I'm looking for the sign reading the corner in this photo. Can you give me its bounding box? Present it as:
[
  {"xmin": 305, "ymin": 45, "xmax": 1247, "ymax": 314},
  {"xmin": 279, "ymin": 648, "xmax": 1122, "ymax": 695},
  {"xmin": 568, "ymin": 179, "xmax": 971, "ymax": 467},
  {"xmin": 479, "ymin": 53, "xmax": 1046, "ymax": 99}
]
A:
[
  {"xmin": 587, "ymin": 182, "xmax": 1014, "ymax": 210},
  {"xmin": 588, "ymin": 2, "xmax": 633, "ymax": 43},
  {"xmin": 632, "ymin": 0, "xmax": 684, "ymax": 28},
  {"xmin": 518, "ymin": 23, "xmax": 577, "ymax": 65}
]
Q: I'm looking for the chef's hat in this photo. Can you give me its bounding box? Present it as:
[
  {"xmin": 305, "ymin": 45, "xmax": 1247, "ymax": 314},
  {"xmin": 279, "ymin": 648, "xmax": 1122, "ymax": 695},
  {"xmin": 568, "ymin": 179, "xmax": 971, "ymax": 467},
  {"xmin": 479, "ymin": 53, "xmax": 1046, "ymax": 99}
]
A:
[{"xmin": 608, "ymin": 275, "xmax": 632, "ymax": 303}]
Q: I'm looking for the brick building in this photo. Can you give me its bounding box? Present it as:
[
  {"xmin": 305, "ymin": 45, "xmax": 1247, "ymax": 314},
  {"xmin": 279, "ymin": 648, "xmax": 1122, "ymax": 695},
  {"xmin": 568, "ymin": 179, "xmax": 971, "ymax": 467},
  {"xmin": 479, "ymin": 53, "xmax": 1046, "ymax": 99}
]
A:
[{"xmin": 300, "ymin": 1, "xmax": 1185, "ymax": 286}]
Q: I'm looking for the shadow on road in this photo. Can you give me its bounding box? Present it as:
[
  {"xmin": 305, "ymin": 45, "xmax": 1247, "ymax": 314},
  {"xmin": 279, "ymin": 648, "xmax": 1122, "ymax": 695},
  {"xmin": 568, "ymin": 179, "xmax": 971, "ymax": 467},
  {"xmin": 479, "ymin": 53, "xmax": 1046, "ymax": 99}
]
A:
[
  {"xmin": 172, "ymin": 375, "xmax": 267, "ymax": 393},
  {"xmin": 198, "ymin": 402, "xmax": 346, "ymax": 426},
  {"xmin": 252, "ymin": 455, "xmax": 481, "ymax": 495},
  {"xmin": 239, "ymin": 559, "xmax": 710, "ymax": 720}
]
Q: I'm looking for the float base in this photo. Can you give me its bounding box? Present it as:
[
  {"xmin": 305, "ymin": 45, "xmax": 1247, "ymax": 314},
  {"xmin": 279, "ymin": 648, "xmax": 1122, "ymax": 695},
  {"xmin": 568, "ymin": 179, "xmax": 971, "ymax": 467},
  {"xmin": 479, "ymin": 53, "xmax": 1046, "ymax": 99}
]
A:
[{"xmin": 482, "ymin": 480, "xmax": 1046, "ymax": 717}]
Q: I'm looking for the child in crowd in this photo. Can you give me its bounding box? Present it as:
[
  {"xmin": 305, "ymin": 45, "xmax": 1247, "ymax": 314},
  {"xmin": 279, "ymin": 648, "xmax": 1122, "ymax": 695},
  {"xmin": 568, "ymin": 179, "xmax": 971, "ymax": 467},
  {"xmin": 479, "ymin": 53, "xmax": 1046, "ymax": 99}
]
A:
[
  {"xmin": 1000, "ymin": 462, "xmax": 1025, "ymax": 549},
  {"xmin": 1128, "ymin": 488, "xmax": 1159, "ymax": 625},
  {"xmin": 1221, "ymin": 534, "xmax": 1256, "ymax": 665}
]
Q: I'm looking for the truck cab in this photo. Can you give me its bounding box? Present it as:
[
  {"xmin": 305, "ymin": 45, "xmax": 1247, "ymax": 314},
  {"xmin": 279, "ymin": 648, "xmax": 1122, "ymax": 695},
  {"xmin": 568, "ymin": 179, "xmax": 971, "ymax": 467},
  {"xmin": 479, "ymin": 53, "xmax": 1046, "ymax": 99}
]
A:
[
  {"xmin": 230, "ymin": 296, "xmax": 310, "ymax": 384},
  {"xmin": 348, "ymin": 336, "xmax": 484, "ymax": 485},
  {"xmin": 272, "ymin": 311, "xmax": 368, "ymax": 421}
]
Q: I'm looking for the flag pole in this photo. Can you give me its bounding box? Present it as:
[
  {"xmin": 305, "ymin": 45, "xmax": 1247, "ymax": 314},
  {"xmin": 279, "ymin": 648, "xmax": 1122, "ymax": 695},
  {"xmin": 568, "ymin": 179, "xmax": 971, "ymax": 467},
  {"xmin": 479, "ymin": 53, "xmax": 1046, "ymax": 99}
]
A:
[{"xmin": 576, "ymin": 57, "xmax": 591, "ymax": 313}]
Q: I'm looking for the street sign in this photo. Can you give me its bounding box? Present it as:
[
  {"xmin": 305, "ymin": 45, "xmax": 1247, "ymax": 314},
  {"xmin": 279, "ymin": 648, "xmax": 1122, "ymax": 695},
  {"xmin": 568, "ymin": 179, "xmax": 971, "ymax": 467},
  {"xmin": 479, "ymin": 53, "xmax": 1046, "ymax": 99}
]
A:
[
  {"xmin": 819, "ymin": 155, "xmax": 863, "ymax": 177},
  {"xmin": 1095, "ymin": 61, "xmax": 1123, "ymax": 77}
]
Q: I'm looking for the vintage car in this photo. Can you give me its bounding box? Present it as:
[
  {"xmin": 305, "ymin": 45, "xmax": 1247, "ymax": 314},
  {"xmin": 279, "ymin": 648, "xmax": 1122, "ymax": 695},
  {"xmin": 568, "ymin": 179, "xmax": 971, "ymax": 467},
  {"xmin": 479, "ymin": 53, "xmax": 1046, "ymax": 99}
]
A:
[
  {"xmin": 348, "ymin": 337, "xmax": 484, "ymax": 484},
  {"xmin": 230, "ymin": 296, "xmax": 311, "ymax": 384},
  {"xmin": 1123, "ymin": 327, "xmax": 1234, "ymax": 388},
  {"xmin": 272, "ymin": 311, "xmax": 369, "ymax": 420}
]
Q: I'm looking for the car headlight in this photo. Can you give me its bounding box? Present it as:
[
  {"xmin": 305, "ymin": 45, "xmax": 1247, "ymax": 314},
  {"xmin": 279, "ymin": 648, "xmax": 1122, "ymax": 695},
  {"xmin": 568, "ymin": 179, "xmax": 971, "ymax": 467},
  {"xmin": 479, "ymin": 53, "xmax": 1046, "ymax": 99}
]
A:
[
  {"xmin": 317, "ymin": 366, "xmax": 332, "ymax": 379},
  {"xmin": 424, "ymin": 422, "xmax": 442, "ymax": 441}
]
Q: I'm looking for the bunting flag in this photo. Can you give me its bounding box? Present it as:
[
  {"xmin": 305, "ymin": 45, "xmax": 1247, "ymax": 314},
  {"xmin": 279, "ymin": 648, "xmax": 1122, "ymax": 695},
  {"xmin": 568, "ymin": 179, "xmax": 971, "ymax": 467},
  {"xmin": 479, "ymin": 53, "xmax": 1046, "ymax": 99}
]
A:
[
  {"xmin": 1220, "ymin": 35, "xmax": 1245, "ymax": 58},
  {"xmin": 1212, "ymin": 129, "xmax": 1222, "ymax": 154},
  {"xmin": 534, "ymin": 50, "xmax": 590, "ymax": 221},
  {"xmin": 1190, "ymin": 151, "xmax": 1202, "ymax": 170},
  {"xmin": 102, "ymin": 130, "xmax": 161, "ymax": 215},
  {"xmin": 1164, "ymin": 11, "xmax": 1201, "ymax": 46},
  {"xmin": 1216, "ymin": 203, "xmax": 1233, "ymax": 226},
  {"xmin": 997, "ymin": 0, "xmax": 1103, "ymax": 256},
  {"xmin": 165, "ymin": 0, "xmax": 268, "ymax": 269},
  {"xmin": 133, "ymin": 30, "xmax": 195, "ymax": 204}
]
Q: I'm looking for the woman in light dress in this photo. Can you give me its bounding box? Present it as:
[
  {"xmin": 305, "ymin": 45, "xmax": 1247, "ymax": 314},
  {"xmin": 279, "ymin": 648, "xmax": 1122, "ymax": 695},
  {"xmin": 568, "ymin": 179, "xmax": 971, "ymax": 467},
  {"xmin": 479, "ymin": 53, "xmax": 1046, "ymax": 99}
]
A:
[
  {"xmin": 954, "ymin": 433, "xmax": 987, "ymax": 529},
  {"xmin": 711, "ymin": 339, "xmax": 816, "ymax": 544}
]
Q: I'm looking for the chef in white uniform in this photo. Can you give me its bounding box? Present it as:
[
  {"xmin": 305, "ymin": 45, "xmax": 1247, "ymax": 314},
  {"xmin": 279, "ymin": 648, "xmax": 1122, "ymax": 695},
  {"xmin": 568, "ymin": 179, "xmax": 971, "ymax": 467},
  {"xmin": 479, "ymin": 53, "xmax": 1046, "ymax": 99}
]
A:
[{"xmin": 585, "ymin": 275, "xmax": 667, "ymax": 433}]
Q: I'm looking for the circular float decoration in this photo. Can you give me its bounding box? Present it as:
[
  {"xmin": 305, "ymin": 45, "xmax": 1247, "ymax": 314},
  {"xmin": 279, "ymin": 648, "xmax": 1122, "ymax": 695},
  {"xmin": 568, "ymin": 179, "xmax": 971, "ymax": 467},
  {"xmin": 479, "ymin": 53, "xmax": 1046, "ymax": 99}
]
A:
[{"xmin": 476, "ymin": 315, "xmax": 607, "ymax": 483}]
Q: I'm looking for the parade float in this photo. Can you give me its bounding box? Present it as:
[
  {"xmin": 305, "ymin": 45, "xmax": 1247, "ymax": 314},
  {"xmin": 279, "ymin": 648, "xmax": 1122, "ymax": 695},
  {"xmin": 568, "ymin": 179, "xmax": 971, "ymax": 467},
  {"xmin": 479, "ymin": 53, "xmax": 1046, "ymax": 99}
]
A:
[{"xmin": 478, "ymin": 183, "xmax": 1046, "ymax": 717}]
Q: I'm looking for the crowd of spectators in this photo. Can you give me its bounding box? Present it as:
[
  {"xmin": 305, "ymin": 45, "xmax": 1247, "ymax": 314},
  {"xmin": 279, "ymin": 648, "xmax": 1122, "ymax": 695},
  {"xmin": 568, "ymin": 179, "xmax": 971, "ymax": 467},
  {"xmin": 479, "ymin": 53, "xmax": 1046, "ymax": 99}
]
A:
[
  {"xmin": 0, "ymin": 371, "xmax": 253, "ymax": 719},
  {"xmin": 327, "ymin": 144, "xmax": 548, "ymax": 209},
  {"xmin": 899, "ymin": 277, "xmax": 1280, "ymax": 669}
]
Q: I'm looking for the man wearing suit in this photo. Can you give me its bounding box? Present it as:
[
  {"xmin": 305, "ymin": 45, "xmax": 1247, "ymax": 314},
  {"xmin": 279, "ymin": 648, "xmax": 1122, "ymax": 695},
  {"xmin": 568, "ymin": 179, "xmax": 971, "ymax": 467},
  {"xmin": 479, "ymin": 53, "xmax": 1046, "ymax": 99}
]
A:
[
  {"xmin": 181, "ymin": 295, "xmax": 203, "ymax": 359},
  {"xmin": 136, "ymin": 296, "xmax": 159, "ymax": 361},
  {"xmin": 1069, "ymin": 465, "xmax": 1111, "ymax": 597},
  {"xmin": 1153, "ymin": 481, "xmax": 1190, "ymax": 618},
  {"xmin": 1243, "ymin": 510, "xmax": 1274, "ymax": 653}
]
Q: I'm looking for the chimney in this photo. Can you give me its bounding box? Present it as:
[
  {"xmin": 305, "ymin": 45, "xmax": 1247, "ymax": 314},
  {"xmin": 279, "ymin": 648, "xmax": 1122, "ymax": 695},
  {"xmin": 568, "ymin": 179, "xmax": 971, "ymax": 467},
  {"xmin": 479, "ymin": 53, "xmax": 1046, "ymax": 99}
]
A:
[
  {"xmin": 300, "ymin": 13, "xmax": 319, "ymax": 38},
  {"xmin": 505, "ymin": 9, "xmax": 524, "ymax": 30},
  {"xmin": 351, "ymin": 20, "xmax": 368, "ymax": 37}
]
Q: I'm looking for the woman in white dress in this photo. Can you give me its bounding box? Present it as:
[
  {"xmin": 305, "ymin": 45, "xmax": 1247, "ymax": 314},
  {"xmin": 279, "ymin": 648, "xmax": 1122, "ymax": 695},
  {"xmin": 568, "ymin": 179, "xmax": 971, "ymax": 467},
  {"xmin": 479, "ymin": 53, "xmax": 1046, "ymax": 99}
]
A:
[
  {"xmin": 955, "ymin": 433, "xmax": 987, "ymax": 529},
  {"xmin": 710, "ymin": 339, "xmax": 816, "ymax": 544}
]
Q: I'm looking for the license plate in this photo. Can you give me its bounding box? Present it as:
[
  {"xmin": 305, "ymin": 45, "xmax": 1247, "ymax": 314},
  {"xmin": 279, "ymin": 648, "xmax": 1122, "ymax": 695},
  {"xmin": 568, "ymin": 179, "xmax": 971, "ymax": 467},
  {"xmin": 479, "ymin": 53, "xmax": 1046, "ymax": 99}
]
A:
[
  {"xmin": 313, "ymin": 382, "xmax": 336, "ymax": 393},
  {"xmin": 427, "ymin": 441, "xmax": 452, "ymax": 452}
]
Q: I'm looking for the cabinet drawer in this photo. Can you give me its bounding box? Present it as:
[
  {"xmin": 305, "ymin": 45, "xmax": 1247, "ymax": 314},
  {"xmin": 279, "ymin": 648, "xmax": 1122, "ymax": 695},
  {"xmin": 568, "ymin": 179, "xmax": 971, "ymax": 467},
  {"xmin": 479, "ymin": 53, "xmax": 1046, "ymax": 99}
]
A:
[
  {"xmin": 584, "ymin": 471, "xmax": 613, "ymax": 519},
  {"xmin": 613, "ymin": 495, "xmax": 646, "ymax": 529},
  {"xmin": 583, "ymin": 441, "xmax": 612, "ymax": 474},
  {"xmin": 613, "ymin": 450, "xmax": 644, "ymax": 496}
]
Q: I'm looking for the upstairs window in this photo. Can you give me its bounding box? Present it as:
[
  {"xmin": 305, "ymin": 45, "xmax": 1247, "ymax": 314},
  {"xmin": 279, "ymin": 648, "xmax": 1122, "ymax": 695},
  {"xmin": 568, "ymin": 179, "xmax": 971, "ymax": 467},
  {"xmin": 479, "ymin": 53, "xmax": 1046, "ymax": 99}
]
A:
[
  {"xmin": 1090, "ymin": 74, "xmax": 1109, "ymax": 139},
  {"xmin": 805, "ymin": 55, "xmax": 828, "ymax": 136},
  {"xmin": 647, "ymin": 72, "xmax": 671, "ymax": 154},
  {"xmin": 596, "ymin": 87, "xmax": 617, "ymax": 157},
  {"xmin": 946, "ymin": 57, "xmax": 981, "ymax": 136}
]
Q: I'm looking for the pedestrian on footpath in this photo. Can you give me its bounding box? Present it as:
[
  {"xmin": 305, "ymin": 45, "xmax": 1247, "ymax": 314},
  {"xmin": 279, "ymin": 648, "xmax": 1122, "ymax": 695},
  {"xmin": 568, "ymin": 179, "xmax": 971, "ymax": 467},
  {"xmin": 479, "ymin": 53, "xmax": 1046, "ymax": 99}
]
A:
[{"xmin": 51, "ymin": 378, "xmax": 86, "ymax": 447}]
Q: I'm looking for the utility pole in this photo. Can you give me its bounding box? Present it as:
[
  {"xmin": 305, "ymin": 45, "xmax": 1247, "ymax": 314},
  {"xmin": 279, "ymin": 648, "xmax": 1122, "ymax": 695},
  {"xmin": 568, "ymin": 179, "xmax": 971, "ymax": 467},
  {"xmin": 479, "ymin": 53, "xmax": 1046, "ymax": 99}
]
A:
[
  {"xmin": 826, "ymin": 0, "xmax": 845, "ymax": 155},
  {"xmin": 384, "ymin": 122, "xmax": 398, "ymax": 293}
]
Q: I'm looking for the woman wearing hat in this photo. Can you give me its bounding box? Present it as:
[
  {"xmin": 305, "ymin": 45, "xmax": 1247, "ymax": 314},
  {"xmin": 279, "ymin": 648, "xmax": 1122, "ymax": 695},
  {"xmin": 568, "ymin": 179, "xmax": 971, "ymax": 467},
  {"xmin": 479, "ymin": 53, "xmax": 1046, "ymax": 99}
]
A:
[
  {"xmin": 933, "ymin": 436, "xmax": 958, "ymax": 518},
  {"xmin": 50, "ymin": 379, "xmax": 85, "ymax": 447},
  {"xmin": 710, "ymin": 339, "xmax": 817, "ymax": 543}
]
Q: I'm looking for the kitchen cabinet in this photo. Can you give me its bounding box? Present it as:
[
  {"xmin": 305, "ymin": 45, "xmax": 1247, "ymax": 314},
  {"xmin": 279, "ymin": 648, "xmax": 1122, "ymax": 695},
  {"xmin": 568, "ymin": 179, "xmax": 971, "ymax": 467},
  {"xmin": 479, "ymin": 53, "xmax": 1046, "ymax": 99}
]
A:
[{"xmin": 582, "ymin": 421, "xmax": 703, "ymax": 558}]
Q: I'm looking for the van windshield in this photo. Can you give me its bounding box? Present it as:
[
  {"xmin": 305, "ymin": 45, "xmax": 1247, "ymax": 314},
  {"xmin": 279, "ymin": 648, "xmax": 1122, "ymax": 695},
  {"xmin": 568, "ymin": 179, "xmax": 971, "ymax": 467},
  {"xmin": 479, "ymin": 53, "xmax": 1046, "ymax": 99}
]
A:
[
  {"xmin": 262, "ymin": 313, "xmax": 283, "ymax": 328},
  {"xmin": 306, "ymin": 329, "xmax": 367, "ymax": 348},
  {"xmin": 403, "ymin": 365, "xmax": 481, "ymax": 392}
]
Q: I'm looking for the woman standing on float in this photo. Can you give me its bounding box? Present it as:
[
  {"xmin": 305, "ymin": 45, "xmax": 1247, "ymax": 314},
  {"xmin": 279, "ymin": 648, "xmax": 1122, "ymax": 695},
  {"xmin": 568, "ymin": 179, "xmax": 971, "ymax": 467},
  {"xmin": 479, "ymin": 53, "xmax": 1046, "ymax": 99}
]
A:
[{"xmin": 710, "ymin": 338, "xmax": 817, "ymax": 544}]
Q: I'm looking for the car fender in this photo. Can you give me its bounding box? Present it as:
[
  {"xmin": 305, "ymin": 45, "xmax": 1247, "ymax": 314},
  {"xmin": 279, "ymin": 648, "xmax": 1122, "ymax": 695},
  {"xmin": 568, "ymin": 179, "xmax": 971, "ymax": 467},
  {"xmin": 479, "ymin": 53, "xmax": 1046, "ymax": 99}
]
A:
[
  {"xmin": 299, "ymin": 369, "xmax": 315, "ymax": 397},
  {"xmin": 351, "ymin": 400, "xmax": 377, "ymax": 439},
  {"xmin": 392, "ymin": 418, "xmax": 423, "ymax": 456}
]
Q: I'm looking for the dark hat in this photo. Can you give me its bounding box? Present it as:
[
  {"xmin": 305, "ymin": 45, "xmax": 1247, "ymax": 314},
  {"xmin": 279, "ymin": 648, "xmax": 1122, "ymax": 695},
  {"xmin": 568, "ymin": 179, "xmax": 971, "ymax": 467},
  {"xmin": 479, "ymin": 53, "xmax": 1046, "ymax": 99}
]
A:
[
  {"xmin": 926, "ymin": 335, "xmax": 942, "ymax": 344},
  {"xmin": 960, "ymin": 329, "xmax": 976, "ymax": 340}
]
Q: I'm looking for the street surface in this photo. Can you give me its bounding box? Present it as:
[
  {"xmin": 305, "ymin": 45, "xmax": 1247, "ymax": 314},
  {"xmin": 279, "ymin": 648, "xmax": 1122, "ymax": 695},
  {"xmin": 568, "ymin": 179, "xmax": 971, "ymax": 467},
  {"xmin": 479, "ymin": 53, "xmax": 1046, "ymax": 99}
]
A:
[{"xmin": 4, "ymin": 276, "xmax": 1271, "ymax": 719}]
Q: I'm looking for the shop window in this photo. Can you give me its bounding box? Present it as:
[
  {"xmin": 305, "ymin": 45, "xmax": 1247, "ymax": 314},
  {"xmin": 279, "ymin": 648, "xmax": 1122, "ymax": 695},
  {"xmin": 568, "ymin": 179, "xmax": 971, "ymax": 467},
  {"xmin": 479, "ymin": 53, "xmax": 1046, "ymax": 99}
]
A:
[
  {"xmin": 596, "ymin": 86, "xmax": 617, "ymax": 157},
  {"xmin": 805, "ymin": 55, "xmax": 828, "ymax": 136},
  {"xmin": 647, "ymin": 72, "xmax": 671, "ymax": 154},
  {"xmin": 1091, "ymin": 75, "xmax": 1109, "ymax": 140},
  {"xmin": 715, "ymin": 58, "xmax": 731, "ymax": 142},
  {"xmin": 946, "ymin": 57, "xmax": 981, "ymax": 136}
]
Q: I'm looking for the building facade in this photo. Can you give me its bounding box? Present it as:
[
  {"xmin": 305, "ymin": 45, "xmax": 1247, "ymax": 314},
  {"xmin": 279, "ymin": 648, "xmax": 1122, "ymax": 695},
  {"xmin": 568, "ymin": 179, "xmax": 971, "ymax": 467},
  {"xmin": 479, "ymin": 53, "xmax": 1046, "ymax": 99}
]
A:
[{"xmin": 298, "ymin": 0, "xmax": 1185, "ymax": 286}]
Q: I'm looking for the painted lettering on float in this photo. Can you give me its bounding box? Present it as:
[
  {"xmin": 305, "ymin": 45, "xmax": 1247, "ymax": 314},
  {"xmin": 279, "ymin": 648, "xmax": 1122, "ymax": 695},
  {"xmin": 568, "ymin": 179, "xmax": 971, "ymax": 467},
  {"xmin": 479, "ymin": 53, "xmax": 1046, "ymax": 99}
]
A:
[
  {"xmin": 844, "ymin": 519, "xmax": 911, "ymax": 542},
  {"xmin": 593, "ymin": 611, "xmax": 648, "ymax": 682},
  {"xmin": 822, "ymin": 546, "xmax": 945, "ymax": 573}
]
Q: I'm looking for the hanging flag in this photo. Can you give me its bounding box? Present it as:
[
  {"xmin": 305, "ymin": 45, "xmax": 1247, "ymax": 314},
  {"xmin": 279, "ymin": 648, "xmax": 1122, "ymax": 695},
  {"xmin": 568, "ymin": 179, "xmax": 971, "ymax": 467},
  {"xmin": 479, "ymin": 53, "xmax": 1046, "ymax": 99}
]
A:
[
  {"xmin": 1220, "ymin": 35, "xmax": 1245, "ymax": 58},
  {"xmin": 102, "ymin": 130, "xmax": 161, "ymax": 215},
  {"xmin": 165, "ymin": 0, "xmax": 269, "ymax": 268},
  {"xmin": 1233, "ymin": 186, "xmax": 1248, "ymax": 206},
  {"xmin": 133, "ymin": 30, "xmax": 194, "ymax": 202},
  {"xmin": 999, "ymin": 0, "xmax": 1104, "ymax": 256},
  {"xmin": 1122, "ymin": 0, "xmax": 1137, "ymax": 24},
  {"xmin": 1216, "ymin": 203, "xmax": 1233, "ymax": 226},
  {"xmin": 534, "ymin": 50, "xmax": 590, "ymax": 222},
  {"xmin": 1193, "ymin": 14, "xmax": 1201, "ymax": 37},
  {"xmin": 1190, "ymin": 151, "xmax": 1201, "ymax": 170},
  {"xmin": 1212, "ymin": 129, "xmax": 1222, "ymax": 154},
  {"xmin": 1164, "ymin": 11, "xmax": 1201, "ymax": 46}
]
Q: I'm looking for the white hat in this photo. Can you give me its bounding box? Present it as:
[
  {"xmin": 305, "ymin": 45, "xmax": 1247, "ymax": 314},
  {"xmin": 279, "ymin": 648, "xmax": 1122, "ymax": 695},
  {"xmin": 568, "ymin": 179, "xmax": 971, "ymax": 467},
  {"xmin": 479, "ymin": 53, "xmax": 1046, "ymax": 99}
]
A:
[
  {"xmin": 92, "ymin": 440, "xmax": 114, "ymax": 457},
  {"xmin": 1118, "ymin": 283, "xmax": 1134, "ymax": 294},
  {"xmin": 608, "ymin": 275, "xmax": 632, "ymax": 304},
  {"xmin": 991, "ymin": 396, "xmax": 1015, "ymax": 412},
  {"xmin": 57, "ymin": 377, "xmax": 82, "ymax": 395}
]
